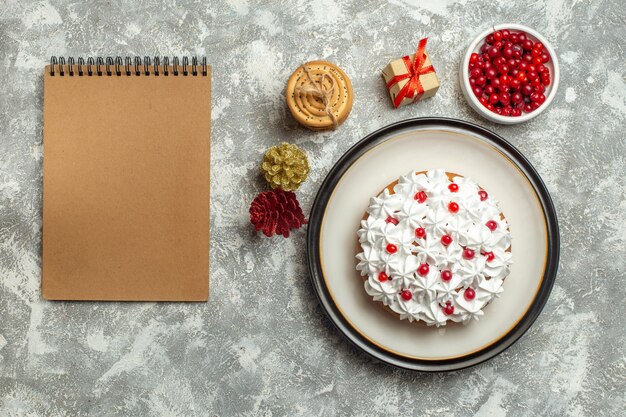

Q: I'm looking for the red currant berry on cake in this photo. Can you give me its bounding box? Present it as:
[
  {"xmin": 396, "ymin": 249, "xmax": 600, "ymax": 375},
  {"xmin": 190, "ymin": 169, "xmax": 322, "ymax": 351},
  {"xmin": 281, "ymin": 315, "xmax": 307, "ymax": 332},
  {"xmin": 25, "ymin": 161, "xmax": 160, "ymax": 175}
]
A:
[
  {"xmin": 441, "ymin": 235, "xmax": 453, "ymax": 246},
  {"xmin": 401, "ymin": 289, "xmax": 412, "ymax": 301},
  {"xmin": 484, "ymin": 251, "xmax": 495, "ymax": 262},
  {"xmin": 386, "ymin": 244, "xmax": 398, "ymax": 254},
  {"xmin": 441, "ymin": 270, "xmax": 452, "ymax": 281},
  {"xmin": 486, "ymin": 220, "xmax": 498, "ymax": 231},
  {"xmin": 443, "ymin": 302, "xmax": 455, "ymax": 315},
  {"xmin": 417, "ymin": 263, "xmax": 430, "ymax": 276},
  {"xmin": 478, "ymin": 190, "xmax": 488, "ymax": 201},
  {"xmin": 385, "ymin": 216, "xmax": 399, "ymax": 225},
  {"xmin": 414, "ymin": 191, "xmax": 427, "ymax": 203},
  {"xmin": 378, "ymin": 272, "xmax": 388, "ymax": 282},
  {"xmin": 464, "ymin": 288, "xmax": 476, "ymax": 300},
  {"xmin": 463, "ymin": 248, "xmax": 475, "ymax": 260},
  {"xmin": 448, "ymin": 202, "xmax": 460, "ymax": 213},
  {"xmin": 415, "ymin": 227, "xmax": 426, "ymax": 238},
  {"xmin": 448, "ymin": 183, "xmax": 459, "ymax": 192}
]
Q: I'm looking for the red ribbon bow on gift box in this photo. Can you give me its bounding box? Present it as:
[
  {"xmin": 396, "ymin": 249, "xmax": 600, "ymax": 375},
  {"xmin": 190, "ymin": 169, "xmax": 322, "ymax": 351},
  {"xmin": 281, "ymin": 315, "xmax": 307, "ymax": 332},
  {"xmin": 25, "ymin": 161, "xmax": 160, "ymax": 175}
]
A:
[{"xmin": 386, "ymin": 38, "xmax": 435, "ymax": 108}]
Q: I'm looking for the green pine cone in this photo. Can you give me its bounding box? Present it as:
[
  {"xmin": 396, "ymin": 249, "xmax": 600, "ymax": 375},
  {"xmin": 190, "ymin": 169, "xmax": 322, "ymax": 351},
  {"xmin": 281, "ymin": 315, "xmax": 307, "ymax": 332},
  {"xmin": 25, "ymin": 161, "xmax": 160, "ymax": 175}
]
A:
[{"xmin": 260, "ymin": 143, "xmax": 310, "ymax": 191}]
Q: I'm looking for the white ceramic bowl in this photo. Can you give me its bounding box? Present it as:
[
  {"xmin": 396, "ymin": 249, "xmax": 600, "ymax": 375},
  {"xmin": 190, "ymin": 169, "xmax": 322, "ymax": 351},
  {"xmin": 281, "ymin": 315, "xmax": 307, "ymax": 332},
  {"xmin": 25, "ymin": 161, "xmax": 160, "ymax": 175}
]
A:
[{"xmin": 460, "ymin": 23, "xmax": 560, "ymax": 124}]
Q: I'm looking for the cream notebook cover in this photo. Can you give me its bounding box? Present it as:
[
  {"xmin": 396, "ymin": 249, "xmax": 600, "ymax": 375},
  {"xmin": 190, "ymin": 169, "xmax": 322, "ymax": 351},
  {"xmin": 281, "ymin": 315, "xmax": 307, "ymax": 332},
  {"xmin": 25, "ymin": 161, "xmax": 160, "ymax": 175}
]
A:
[{"xmin": 42, "ymin": 56, "xmax": 211, "ymax": 301}]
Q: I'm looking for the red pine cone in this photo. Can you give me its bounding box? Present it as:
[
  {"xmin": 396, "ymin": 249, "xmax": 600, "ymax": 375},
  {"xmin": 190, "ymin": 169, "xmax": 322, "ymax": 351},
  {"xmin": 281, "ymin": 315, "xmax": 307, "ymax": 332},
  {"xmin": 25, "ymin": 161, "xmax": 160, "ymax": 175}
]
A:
[{"xmin": 249, "ymin": 189, "xmax": 307, "ymax": 238}]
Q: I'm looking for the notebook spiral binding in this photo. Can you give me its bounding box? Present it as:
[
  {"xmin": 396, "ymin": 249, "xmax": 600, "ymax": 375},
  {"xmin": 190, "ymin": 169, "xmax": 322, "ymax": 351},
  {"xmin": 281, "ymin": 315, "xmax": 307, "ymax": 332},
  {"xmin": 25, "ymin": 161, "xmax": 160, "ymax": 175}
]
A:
[{"xmin": 49, "ymin": 56, "xmax": 208, "ymax": 77}]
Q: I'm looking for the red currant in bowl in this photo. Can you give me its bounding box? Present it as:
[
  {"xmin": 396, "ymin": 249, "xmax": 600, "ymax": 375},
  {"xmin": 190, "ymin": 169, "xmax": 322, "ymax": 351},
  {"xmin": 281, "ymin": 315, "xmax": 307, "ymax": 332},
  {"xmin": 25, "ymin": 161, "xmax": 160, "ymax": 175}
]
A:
[{"xmin": 460, "ymin": 24, "xmax": 560, "ymax": 124}]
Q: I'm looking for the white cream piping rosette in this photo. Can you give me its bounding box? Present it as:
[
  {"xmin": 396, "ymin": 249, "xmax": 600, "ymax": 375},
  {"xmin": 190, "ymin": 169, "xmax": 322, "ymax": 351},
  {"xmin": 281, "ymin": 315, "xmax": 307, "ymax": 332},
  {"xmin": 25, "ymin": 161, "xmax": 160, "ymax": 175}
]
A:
[{"xmin": 356, "ymin": 169, "xmax": 513, "ymax": 327}]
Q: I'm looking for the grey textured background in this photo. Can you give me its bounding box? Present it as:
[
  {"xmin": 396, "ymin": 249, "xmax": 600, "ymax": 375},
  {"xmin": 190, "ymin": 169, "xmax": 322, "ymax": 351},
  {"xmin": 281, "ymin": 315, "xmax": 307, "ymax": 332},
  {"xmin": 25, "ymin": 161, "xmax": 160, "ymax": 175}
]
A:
[{"xmin": 1, "ymin": 0, "xmax": 625, "ymax": 416}]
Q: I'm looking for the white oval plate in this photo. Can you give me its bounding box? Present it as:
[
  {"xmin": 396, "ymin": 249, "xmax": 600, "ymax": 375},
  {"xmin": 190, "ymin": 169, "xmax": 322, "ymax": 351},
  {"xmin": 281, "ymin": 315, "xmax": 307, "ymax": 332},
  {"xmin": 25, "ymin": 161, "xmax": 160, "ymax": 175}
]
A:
[{"xmin": 307, "ymin": 118, "xmax": 559, "ymax": 371}]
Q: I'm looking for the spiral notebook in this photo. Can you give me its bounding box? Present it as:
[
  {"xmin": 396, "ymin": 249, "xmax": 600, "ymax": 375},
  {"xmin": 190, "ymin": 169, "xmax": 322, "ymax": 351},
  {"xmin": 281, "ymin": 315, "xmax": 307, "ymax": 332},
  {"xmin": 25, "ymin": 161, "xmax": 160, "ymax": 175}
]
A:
[{"xmin": 42, "ymin": 56, "xmax": 211, "ymax": 301}]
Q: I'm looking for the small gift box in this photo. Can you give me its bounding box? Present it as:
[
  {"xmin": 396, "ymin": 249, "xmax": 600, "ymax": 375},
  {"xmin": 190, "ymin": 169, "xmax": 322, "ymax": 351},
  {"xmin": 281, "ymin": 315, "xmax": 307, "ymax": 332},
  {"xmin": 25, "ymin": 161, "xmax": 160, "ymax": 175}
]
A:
[{"xmin": 382, "ymin": 38, "xmax": 440, "ymax": 108}]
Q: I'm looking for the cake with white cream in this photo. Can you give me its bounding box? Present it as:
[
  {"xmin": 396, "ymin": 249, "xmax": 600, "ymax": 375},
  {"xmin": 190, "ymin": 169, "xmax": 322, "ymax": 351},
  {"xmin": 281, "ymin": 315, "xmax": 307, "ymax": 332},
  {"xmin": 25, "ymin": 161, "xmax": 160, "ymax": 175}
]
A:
[{"xmin": 356, "ymin": 169, "xmax": 512, "ymax": 327}]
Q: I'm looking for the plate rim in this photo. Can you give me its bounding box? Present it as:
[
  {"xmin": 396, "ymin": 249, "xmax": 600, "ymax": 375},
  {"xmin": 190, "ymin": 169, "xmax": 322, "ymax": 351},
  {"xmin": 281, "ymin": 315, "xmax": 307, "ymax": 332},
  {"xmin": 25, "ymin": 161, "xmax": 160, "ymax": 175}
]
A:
[{"xmin": 306, "ymin": 117, "xmax": 560, "ymax": 372}]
